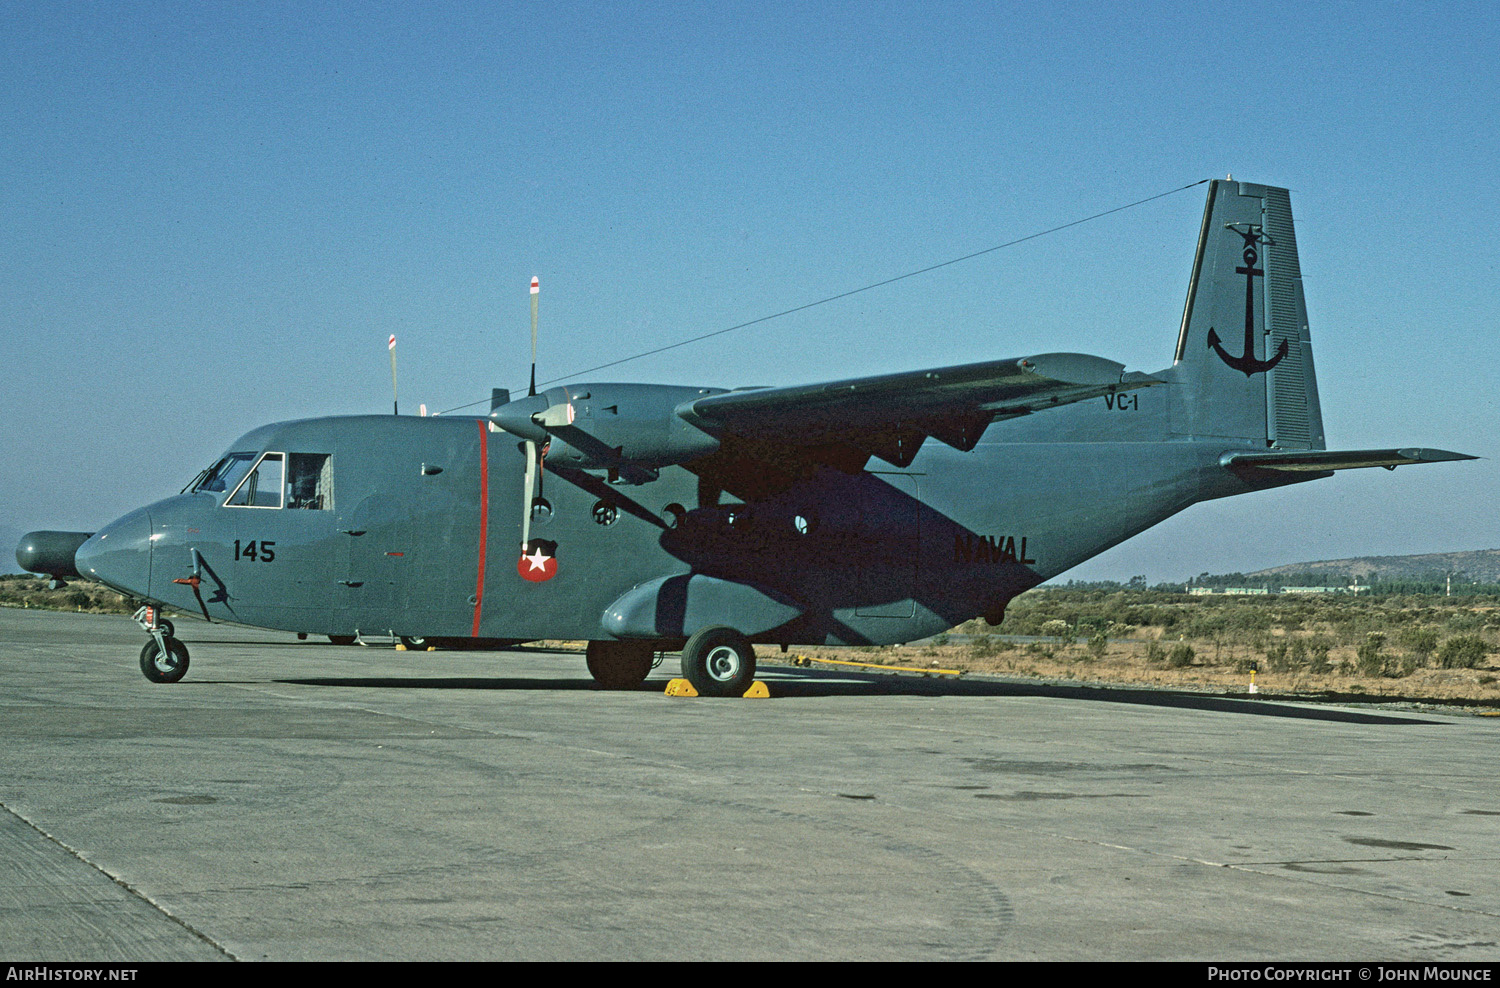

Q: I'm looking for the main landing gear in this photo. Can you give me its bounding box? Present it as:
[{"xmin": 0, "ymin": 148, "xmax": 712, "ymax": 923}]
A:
[
  {"xmin": 586, "ymin": 629, "xmax": 758, "ymax": 696},
  {"xmin": 586, "ymin": 640, "xmax": 656, "ymax": 690},
  {"xmin": 133, "ymin": 605, "xmax": 189, "ymax": 683},
  {"xmin": 678, "ymin": 626, "xmax": 756, "ymax": 698}
]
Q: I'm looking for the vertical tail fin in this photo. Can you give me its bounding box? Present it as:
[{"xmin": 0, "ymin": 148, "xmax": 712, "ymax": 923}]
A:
[{"xmin": 1168, "ymin": 179, "xmax": 1325, "ymax": 449}]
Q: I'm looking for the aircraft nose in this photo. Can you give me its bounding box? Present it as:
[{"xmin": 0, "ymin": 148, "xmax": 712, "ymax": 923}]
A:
[{"xmin": 75, "ymin": 508, "xmax": 153, "ymax": 598}]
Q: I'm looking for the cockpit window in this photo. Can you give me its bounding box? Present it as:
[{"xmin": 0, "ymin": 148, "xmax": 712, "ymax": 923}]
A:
[
  {"xmin": 286, "ymin": 453, "xmax": 333, "ymax": 510},
  {"xmin": 192, "ymin": 452, "xmax": 258, "ymax": 495},
  {"xmin": 198, "ymin": 450, "xmax": 332, "ymax": 509},
  {"xmin": 227, "ymin": 453, "xmax": 285, "ymax": 508}
]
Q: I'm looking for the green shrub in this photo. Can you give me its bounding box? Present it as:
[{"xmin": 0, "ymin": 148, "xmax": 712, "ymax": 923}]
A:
[
  {"xmin": 1167, "ymin": 642, "xmax": 1195, "ymax": 668},
  {"xmin": 1039, "ymin": 619, "xmax": 1073, "ymax": 644},
  {"xmin": 1307, "ymin": 637, "xmax": 1334, "ymax": 674},
  {"xmin": 1356, "ymin": 632, "xmax": 1387, "ymax": 677},
  {"xmin": 1397, "ymin": 627, "xmax": 1440, "ymax": 667},
  {"xmin": 1437, "ymin": 635, "xmax": 1490, "ymax": 670}
]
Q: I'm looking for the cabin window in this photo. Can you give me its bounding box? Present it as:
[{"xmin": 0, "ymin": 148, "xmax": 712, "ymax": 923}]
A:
[
  {"xmin": 227, "ymin": 453, "xmax": 285, "ymax": 508},
  {"xmin": 286, "ymin": 453, "xmax": 333, "ymax": 510}
]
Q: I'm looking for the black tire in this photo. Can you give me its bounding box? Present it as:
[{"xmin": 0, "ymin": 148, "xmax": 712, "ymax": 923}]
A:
[
  {"xmin": 139, "ymin": 637, "xmax": 190, "ymax": 684},
  {"xmin": 328, "ymin": 635, "xmax": 357, "ymax": 646},
  {"xmin": 679, "ymin": 627, "xmax": 756, "ymax": 697},
  {"xmin": 399, "ymin": 636, "xmax": 430, "ymax": 650},
  {"xmin": 157, "ymin": 619, "xmax": 175, "ymax": 639},
  {"xmin": 586, "ymin": 640, "xmax": 654, "ymax": 690}
]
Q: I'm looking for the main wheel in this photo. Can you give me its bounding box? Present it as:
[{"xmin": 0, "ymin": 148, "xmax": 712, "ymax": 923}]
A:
[
  {"xmin": 139, "ymin": 637, "xmax": 190, "ymax": 684},
  {"xmin": 679, "ymin": 627, "xmax": 756, "ymax": 698},
  {"xmin": 586, "ymin": 640, "xmax": 654, "ymax": 690},
  {"xmin": 156, "ymin": 619, "xmax": 175, "ymax": 639},
  {"xmin": 399, "ymin": 635, "xmax": 430, "ymax": 650},
  {"xmin": 327, "ymin": 635, "xmax": 357, "ymax": 646}
]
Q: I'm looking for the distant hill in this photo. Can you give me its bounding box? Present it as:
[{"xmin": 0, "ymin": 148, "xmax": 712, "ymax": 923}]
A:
[{"xmin": 1247, "ymin": 549, "xmax": 1500, "ymax": 584}]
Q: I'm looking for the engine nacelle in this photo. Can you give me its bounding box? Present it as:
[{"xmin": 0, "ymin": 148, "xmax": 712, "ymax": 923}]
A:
[{"xmin": 492, "ymin": 383, "xmax": 726, "ymax": 477}]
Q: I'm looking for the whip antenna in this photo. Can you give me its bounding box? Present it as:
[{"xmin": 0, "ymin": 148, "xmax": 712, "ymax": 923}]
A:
[
  {"xmin": 529, "ymin": 276, "xmax": 539, "ymax": 397},
  {"xmin": 388, "ymin": 334, "xmax": 398, "ymax": 415}
]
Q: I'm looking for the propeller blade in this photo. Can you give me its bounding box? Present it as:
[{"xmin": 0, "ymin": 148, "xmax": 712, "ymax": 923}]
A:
[
  {"xmin": 521, "ymin": 438, "xmax": 538, "ymax": 551},
  {"xmin": 529, "ymin": 276, "xmax": 539, "ymax": 397}
]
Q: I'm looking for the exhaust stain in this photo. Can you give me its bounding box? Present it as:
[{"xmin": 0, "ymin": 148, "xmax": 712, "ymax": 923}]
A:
[
  {"xmin": 1344, "ymin": 837, "xmax": 1453, "ymax": 851},
  {"xmin": 1284, "ymin": 863, "xmax": 1372, "ymax": 875},
  {"xmin": 975, "ymin": 791, "xmax": 1146, "ymax": 802}
]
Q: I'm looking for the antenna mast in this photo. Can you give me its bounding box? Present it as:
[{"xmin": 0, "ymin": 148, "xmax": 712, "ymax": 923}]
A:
[
  {"xmin": 529, "ymin": 276, "xmax": 539, "ymax": 397},
  {"xmin": 388, "ymin": 334, "xmax": 398, "ymax": 415}
]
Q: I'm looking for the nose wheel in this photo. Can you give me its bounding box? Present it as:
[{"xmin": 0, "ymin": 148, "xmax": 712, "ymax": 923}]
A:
[
  {"xmin": 132, "ymin": 605, "xmax": 190, "ymax": 683},
  {"xmin": 139, "ymin": 636, "xmax": 190, "ymax": 683}
]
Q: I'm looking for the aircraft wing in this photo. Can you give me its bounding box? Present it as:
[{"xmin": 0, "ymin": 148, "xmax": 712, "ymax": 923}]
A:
[
  {"xmin": 677, "ymin": 352, "xmax": 1157, "ymax": 470},
  {"xmin": 1222, "ymin": 448, "xmax": 1478, "ymax": 474}
]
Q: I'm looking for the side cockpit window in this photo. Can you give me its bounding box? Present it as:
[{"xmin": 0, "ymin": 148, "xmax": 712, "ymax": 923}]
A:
[
  {"xmin": 227, "ymin": 453, "xmax": 285, "ymax": 508},
  {"xmin": 286, "ymin": 453, "xmax": 333, "ymax": 510},
  {"xmin": 210, "ymin": 451, "xmax": 332, "ymax": 509}
]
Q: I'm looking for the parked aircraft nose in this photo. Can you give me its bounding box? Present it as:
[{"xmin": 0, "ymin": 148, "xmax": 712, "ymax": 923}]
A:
[
  {"xmin": 15, "ymin": 531, "xmax": 94, "ymax": 586},
  {"xmin": 74, "ymin": 508, "xmax": 153, "ymax": 598}
]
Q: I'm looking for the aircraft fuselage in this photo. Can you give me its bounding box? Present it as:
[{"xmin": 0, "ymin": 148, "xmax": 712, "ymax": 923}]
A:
[{"xmin": 81, "ymin": 374, "xmax": 1295, "ymax": 649}]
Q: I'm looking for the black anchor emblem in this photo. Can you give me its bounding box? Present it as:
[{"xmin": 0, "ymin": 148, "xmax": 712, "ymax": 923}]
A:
[{"xmin": 1207, "ymin": 223, "xmax": 1289, "ymax": 376}]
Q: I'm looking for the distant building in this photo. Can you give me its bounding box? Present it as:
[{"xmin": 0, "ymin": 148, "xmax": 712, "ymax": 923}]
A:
[
  {"xmin": 1281, "ymin": 585, "xmax": 1368, "ymax": 594},
  {"xmin": 1189, "ymin": 585, "xmax": 1367, "ymax": 596}
]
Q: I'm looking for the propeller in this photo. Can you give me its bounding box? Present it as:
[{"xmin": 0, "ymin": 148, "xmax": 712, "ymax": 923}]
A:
[
  {"xmin": 521, "ymin": 276, "xmax": 540, "ymax": 554},
  {"xmin": 507, "ymin": 277, "xmax": 565, "ymax": 580}
]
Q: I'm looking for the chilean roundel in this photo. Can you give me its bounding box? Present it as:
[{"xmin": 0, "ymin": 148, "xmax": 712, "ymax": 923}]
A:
[{"xmin": 518, "ymin": 539, "xmax": 558, "ymax": 582}]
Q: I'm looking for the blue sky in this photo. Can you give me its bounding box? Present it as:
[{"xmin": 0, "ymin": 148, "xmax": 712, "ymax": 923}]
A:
[{"xmin": 2, "ymin": 1, "xmax": 1496, "ymax": 582}]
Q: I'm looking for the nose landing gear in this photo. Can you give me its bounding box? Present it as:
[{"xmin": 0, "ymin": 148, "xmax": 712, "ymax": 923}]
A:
[{"xmin": 133, "ymin": 605, "xmax": 189, "ymax": 683}]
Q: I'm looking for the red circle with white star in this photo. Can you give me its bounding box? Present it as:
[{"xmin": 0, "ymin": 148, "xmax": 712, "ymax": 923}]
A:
[{"xmin": 518, "ymin": 545, "xmax": 557, "ymax": 582}]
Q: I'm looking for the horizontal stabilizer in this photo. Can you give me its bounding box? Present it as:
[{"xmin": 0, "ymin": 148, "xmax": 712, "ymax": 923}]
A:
[{"xmin": 1222, "ymin": 448, "xmax": 1477, "ymax": 474}]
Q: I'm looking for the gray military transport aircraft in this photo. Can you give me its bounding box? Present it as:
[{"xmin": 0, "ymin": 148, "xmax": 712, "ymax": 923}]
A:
[{"xmin": 16, "ymin": 180, "xmax": 1476, "ymax": 695}]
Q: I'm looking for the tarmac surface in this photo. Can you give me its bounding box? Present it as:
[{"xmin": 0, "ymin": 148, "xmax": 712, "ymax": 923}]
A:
[{"xmin": 1, "ymin": 607, "xmax": 1497, "ymax": 962}]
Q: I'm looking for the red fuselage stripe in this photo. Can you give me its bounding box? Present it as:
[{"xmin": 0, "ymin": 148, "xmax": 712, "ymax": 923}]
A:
[{"xmin": 473, "ymin": 421, "xmax": 489, "ymax": 636}]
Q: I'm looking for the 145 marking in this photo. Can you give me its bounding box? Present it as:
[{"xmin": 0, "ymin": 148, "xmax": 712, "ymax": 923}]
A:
[{"xmin": 234, "ymin": 540, "xmax": 276, "ymax": 562}]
